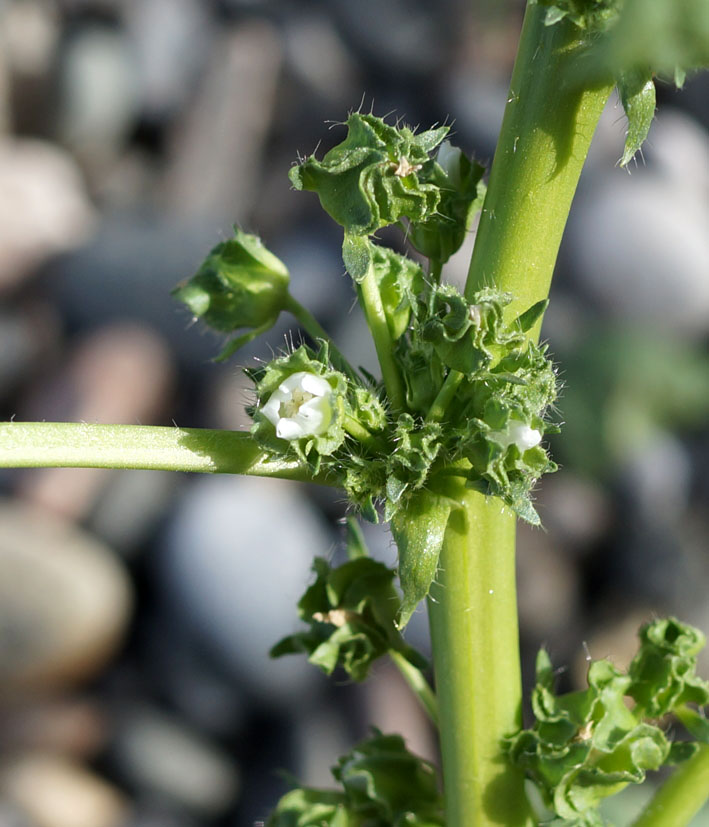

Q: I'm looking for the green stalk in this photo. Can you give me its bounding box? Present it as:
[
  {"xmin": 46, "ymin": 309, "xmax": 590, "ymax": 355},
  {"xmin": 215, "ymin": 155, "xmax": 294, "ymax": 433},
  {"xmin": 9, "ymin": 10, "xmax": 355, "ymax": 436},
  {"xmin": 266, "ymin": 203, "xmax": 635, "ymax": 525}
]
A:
[
  {"xmin": 358, "ymin": 263, "xmax": 406, "ymax": 411},
  {"xmin": 631, "ymin": 745, "xmax": 709, "ymax": 827},
  {"xmin": 0, "ymin": 421, "xmax": 322, "ymax": 482},
  {"xmin": 343, "ymin": 415, "xmax": 385, "ymax": 453},
  {"xmin": 426, "ymin": 370, "xmax": 464, "ymax": 423},
  {"xmin": 425, "ymin": 5, "xmax": 614, "ymax": 825},
  {"xmin": 389, "ymin": 650, "xmax": 439, "ymax": 727},
  {"xmin": 465, "ymin": 5, "xmax": 614, "ymax": 324},
  {"xmin": 428, "ymin": 484, "xmax": 532, "ymax": 827}
]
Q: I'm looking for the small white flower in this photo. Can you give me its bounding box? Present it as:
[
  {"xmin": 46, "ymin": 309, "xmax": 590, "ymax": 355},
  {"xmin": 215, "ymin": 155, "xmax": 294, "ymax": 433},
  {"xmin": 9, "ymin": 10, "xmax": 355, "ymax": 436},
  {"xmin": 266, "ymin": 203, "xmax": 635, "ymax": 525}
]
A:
[
  {"xmin": 261, "ymin": 371, "xmax": 334, "ymax": 440},
  {"xmin": 492, "ymin": 420, "xmax": 542, "ymax": 452}
]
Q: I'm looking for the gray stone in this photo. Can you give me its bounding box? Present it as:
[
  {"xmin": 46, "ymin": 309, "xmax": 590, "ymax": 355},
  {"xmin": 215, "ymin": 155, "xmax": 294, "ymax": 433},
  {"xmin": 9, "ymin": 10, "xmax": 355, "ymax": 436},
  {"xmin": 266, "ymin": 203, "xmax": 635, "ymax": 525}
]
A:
[
  {"xmin": 0, "ymin": 139, "xmax": 95, "ymax": 290},
  {"xmin": 0, "ymin": 499, "xmax": 132, "ymax": 693},
  {"xmin": 124, "ymin": 0, "xmax": 214, "ymax": 123},
  {"xmin": 58, "ymin": 25, "xmax": 140, "ymax": 156},
  {"xmin": 111, "ymin": 706, "xmax": 239, "ymax": 817},
  {"xmin": 161, "ymin": 475, "xmax": 332, "ymax": 707},
  {"xmin": 568, "ymin": 109, "xmax": 709, "ymax": 336},
  {"xmin": 0, "ymin": 754, "xmax": 128, "ymax": 827}
]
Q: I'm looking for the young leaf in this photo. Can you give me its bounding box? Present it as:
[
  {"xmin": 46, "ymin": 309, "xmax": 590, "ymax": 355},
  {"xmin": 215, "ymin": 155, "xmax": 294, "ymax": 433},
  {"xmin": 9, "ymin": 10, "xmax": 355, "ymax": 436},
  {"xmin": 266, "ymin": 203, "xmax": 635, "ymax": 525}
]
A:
[
  {"xmin": 391, "ymin": 491, "xmax": 451, "ymax": 629},
  {"xmin": 617, "ymin": 69, "xmax": 656, "ymax": 167}
]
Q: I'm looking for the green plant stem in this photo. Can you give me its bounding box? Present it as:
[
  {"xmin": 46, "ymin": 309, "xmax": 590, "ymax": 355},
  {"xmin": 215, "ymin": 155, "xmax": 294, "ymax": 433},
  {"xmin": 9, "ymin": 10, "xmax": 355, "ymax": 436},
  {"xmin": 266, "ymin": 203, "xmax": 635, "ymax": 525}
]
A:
[
  {"xmin": 0, "ymin": 421, "xmax": 325, "ymax": 482},
  {"xmin": 389, "ymin": 650, "xmax": 439, "ymax": 727},
  {"xmin": 465, "ymin": 4, "xmax": 614, "ymax": 327},
  {"xmin": 425, "ymin": 5, "xmax": 615, "ymax": 825},
  {"xmin": 426, "ymin": 370, "xmax": 464, "ymax": 423},
  {"xmin": 358, "ymin": 264, "xmax": 406, "ymax": 411},
  {"xmin": 428, "ymin": 484, "xmax": 532, "ymax": 827},
  {"xmin": 342, "ymin": 415, "xmax": 385, "ymax": 453},
  {"xmin": 632, "ymin": 744, "xmax": 709, "ymax": 827},
  {"xmin": 285, "ymin": 295, "xmax": 359, "ymax": 382}
]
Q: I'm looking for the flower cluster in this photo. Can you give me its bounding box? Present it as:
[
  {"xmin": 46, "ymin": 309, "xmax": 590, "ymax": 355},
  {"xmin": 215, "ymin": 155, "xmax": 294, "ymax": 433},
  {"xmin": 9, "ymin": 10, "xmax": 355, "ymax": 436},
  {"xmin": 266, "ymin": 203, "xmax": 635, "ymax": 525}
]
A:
[{"xmin": 183, "ymin": 114, "xmax": 560, "ymax": 625}]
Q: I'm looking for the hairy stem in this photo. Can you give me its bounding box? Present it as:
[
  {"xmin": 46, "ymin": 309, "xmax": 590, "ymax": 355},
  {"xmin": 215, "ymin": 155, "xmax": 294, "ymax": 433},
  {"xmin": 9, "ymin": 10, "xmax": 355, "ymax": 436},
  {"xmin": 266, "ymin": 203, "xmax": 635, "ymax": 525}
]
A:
[
  {"xmin": 428, "ymin": 485, "xmax": 532, "ymax": 827},
  {"xmin": 631, "ymin": 745, "xmax": 709, "ymax": 827},
  {"xmin": 465, "ymin": 5, "xmax": 614, "ymax": 327},
  {"xmin": 358, "ymin": 264, "xmax": 406, "ymax": 411},
  {"xmin": 426, "ymin": 370, "xmax": 464, "ymax": 423},
  {"xmin": 0, "ymin": 421, "xmax": 324, "ymax": 482}
]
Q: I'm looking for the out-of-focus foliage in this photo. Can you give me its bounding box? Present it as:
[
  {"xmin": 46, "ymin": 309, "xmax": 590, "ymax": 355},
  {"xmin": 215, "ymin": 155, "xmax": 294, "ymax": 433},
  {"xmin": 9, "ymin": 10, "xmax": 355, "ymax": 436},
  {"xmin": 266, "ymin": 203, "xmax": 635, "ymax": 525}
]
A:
[
  {"xmin": 267, "ymin": 731, "xmax": 444, "ymax": 827},
  {"xmin": 508, "ymin": 618, "xmax": 709, "ymax": 825}
]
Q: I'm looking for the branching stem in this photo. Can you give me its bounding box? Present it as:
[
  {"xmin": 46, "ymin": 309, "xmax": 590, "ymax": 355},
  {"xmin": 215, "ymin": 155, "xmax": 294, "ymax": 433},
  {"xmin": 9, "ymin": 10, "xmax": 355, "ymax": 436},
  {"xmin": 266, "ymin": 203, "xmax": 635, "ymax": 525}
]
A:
[
  {"xmin": 389, "ymin": 650, "xmax": 439, "ymax": 727},
  {"xmin": 358, "ymin": 263, "xmax": 406, "ymax": 410}
]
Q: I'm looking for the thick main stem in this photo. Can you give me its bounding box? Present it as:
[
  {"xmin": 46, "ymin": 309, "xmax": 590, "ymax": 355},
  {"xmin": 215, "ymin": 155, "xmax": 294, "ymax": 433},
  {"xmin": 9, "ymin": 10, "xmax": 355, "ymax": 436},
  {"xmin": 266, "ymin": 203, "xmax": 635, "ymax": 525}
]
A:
[
  {"xmin": 465, "ymin": 6, "xmax": 614, "ymax": 324},
  {"xmin": 428, "ymin": 486, "xmax": 532, "ymax": 827},
  {"xmin": 427, "ymin": 5, "xmax": 615, "ymax": 825}
]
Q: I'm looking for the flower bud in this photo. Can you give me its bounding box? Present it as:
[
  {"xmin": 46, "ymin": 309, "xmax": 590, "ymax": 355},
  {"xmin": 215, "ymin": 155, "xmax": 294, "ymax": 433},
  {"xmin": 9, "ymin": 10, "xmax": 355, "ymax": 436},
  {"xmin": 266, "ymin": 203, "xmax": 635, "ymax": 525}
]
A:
[{"xmin": 173, "ymin": 228, "xmax": 290, "ymax": 359}]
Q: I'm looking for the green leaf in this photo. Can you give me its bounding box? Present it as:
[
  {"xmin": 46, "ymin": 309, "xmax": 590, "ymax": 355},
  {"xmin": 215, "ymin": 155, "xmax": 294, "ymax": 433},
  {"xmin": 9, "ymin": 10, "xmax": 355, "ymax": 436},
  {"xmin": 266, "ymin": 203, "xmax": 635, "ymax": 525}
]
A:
[
  {"xmin": 270, "ymin": 550, "xmax": 428, "ymax": 682},
  {"xmin": 391, "ymin": 491, "xmax": 451, "ymax": 629},
  {"xmin": 514, "ymin": 299, "xmax": 549, "ymax": 334},
  {"xmin": 532, "ymin": 0, "xmax": 619, "ymax": 32},
  {"xmin": 342, "ymin": 233, "xmax": 372, "ymax": 282},
  {"xmin": 617, "ymin": 70, "xmax": 656, "ymax": 167},
  {"xmin": 290, "ymin": 113, "xmax": 447, "ymax": 238},
  {"xmin": 628, "ymin": 617, "xmax": 709, "ymax": 718},
  {"xmin": 370, "ymin": 243, "xmax": 426, "ymax": 340},
  {"xmin": 509, "ymin": 619, "xmax": 709, "ymax": 824},
  {"xmin": 266, "ymin": 787, "xmax": 351, "ymax": 826},
  {"xmin": 333, "ymin": 731, "xmax": 444, "ymax": 824},
  {"xmin": 596, "ymin": 0, "xmax": 709, "ymax": 80},
  {"xmin": 268, "ymin": 732, "xmax": 444, "ymax": 826}
]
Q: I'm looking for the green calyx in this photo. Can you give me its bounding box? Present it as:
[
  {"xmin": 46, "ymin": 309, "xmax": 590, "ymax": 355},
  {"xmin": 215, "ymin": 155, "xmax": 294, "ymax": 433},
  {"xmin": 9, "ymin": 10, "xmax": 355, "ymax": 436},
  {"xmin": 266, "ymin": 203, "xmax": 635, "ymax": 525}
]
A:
[
  {"xmin": 250, "ymin": 342, "xmax": 386, "ymax": 473},
  {"xmin": 289, "ymin": 113, "xmax": 485, "ymax": 279},
  {"xmin": 507, "ymin": 617, "xmax": 709, "ymax": 825},
  {"xmin": 172, "ymin": 227, "xmax": 291, "ymax": 360},
  {"xmin": 267, "ymin": 730, "xmax": 444, "ymax": 827},
  {"xmin": 289, "ymin": 112, "xmax": 448, "ymax": 239}
]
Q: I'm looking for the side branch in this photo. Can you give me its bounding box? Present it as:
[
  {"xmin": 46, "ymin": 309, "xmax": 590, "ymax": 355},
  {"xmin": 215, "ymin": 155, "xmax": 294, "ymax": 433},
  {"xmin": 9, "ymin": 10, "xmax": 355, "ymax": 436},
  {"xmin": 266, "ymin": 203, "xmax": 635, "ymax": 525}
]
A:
[{"xmin": 0, "ymin": 422, "xmax": 321, "ymax": 483}]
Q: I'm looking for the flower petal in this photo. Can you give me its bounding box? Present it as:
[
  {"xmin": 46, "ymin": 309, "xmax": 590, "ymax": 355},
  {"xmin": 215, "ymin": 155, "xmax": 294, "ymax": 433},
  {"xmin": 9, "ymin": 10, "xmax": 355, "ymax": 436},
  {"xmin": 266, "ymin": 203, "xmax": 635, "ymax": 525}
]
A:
[{"xmin": 276, "ymin": 418, "xmax": 306, "ymax": 440}]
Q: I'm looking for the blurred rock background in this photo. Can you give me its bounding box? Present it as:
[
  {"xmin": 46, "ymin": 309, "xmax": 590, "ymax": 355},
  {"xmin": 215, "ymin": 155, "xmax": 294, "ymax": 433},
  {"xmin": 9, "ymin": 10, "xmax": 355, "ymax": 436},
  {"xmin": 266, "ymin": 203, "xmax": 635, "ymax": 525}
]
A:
[{"xmin": 0, "ymin": 0, "xmax": 707, "ymax": 824}]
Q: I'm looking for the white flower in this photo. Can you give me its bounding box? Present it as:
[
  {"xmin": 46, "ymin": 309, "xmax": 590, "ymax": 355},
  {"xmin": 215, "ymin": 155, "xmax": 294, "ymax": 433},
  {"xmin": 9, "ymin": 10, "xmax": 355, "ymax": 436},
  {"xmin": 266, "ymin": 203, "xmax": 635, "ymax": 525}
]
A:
[
  {"xmin": 492, "ymin": 420, "xmax": 542, "ymax": 452},
  {"xmin": 261, "ymin": 371, "xmax": 334, "ymax": 440}
]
